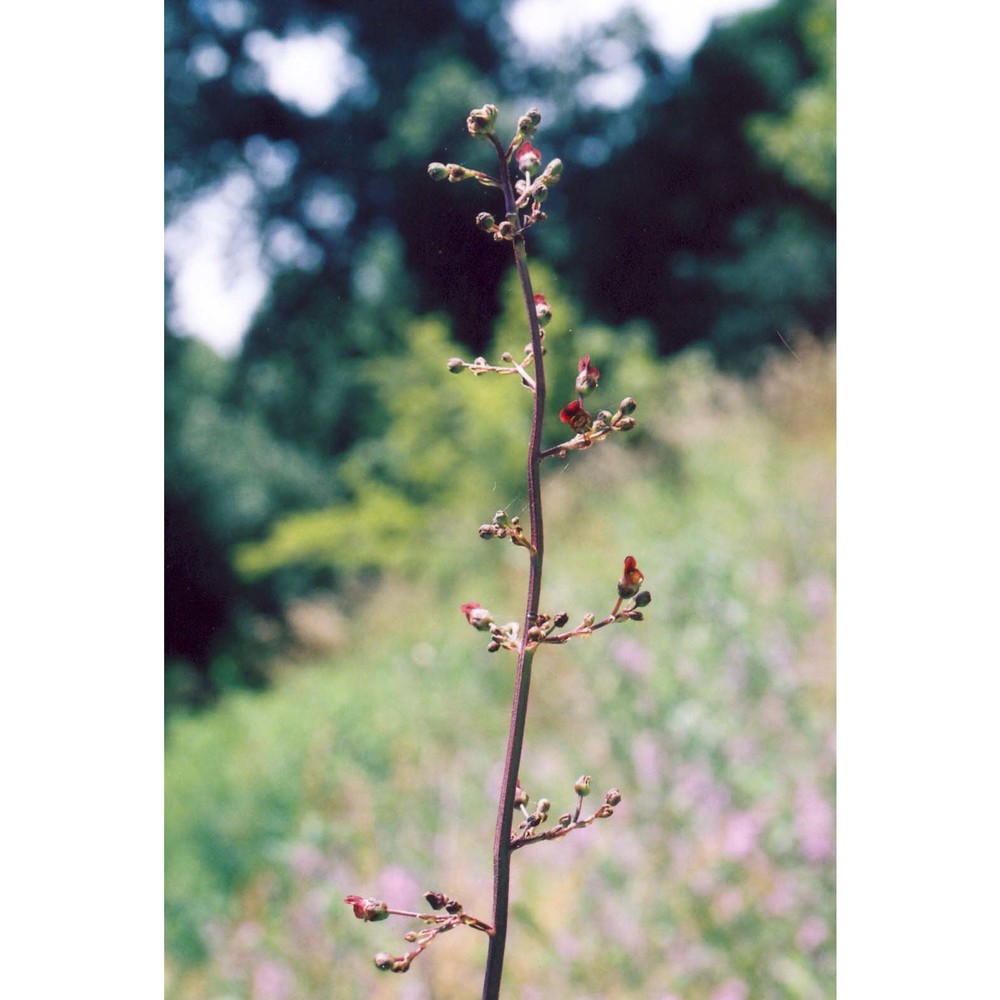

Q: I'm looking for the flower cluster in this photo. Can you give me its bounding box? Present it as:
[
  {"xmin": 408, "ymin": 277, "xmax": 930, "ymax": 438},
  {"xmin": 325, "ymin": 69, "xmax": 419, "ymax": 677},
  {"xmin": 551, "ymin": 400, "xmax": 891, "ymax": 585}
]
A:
[
  {"xmin": 462, "ymin": 557, "xmax": 650, "ymax": 658},
  {"xmin": 478, "ymin": 508, "xmax": 534, "ymax": 553},
  {"xmin": 428, "ymin": 106, "xmax": 561, "ymax": 239},
  {"xmin": 548, "ymin": 392, "xmax": 638, "ymax": 459},
  {"xmin": 510, "ymin": 778, "xmax": 623, "ymax": 850},
  {"xmin": 344, "ymin": 892, "xmax": 494, "ymax": 975}
]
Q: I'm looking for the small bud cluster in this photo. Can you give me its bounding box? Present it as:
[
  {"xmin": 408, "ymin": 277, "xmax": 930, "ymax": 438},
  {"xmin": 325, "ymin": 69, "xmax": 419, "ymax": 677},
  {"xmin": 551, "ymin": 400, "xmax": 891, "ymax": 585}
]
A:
[
  {"xmin": 461, "ymin": 602, "xmax": 522, "ymax": 654},
  {"xmin": 466, "ymin": 103, "xmax": 499, "ymax": 137},
  {"xmin": 555, "ymin": 393, "xmax": 638, "ymax": 450},
  {"xmin": 523, "ymin": 557, "xmax": 651, "ymax": 650},
  {"xmin": 428, "ymin": 106, "xmax": 560, "ymax": 240},
  {"xmin": 510, "ymin": 777, "xmax": 623, "ymax": 850},
  {"xmin": 445, "ymin": 335, "xmax": 543, "ymax": 388},
  {"xmin": 512, "ymin": 142, "xmax": 564, "ymax": 226},
  {"xmin": 479, "ymin": 509, "xmax": 534, "ymax": 553},
  {"xmin": 423, "ymin": 890, "xmax": 464, "ymax": 914},
  {"xmin": 344, "ymin": 891, "xmax": 494, "ymax": 975},
  {"xmin": 512, "ymin": 108, "xmax": 541, "ymax": 149}
]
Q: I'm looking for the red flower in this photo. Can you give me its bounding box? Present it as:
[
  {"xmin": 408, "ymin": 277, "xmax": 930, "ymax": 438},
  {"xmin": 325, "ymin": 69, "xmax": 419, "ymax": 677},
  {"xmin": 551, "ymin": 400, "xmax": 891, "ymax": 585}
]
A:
[
  {"xmin": 617, "ymin": 556, "xmax": 644, "ymax": 599},
  {"xmin": 559, "ymin": 399, "xmax": 591, "ymax": 433},
  {"xmin": 461, "ymin": 602, "xmax": 493, "ymax": 630},
  {"xmin": 575, "ymin": 355, "xmax": 600, "ymax": 394},
  {"xmin": 516, "ymin": 141, "xmax": 542, "ymax": 175},
  {"xmin": 533, "ymin": 293, "xmax": 552, "ymax": 324}
]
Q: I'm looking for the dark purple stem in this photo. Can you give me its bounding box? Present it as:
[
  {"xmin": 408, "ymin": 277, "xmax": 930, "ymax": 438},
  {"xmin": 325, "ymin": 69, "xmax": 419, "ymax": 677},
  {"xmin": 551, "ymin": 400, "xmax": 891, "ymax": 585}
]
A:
[{"xmin": 481, "ymin": 133, "xmax": 547, "ymax": 1000}]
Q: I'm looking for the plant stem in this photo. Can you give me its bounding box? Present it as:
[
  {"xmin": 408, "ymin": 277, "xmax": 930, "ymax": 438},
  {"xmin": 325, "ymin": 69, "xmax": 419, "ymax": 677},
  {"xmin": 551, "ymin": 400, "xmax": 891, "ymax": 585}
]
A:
[{"xmin": 481, "ymin": 134, "xmax": 548, "ymax": 1000}]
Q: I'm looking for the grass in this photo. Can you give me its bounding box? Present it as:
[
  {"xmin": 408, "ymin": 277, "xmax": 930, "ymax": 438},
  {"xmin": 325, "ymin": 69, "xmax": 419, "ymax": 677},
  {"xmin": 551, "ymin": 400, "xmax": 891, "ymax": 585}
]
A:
[{"xmin": 166, "ymin": 338, "xmax": 835, "ymax": 999}]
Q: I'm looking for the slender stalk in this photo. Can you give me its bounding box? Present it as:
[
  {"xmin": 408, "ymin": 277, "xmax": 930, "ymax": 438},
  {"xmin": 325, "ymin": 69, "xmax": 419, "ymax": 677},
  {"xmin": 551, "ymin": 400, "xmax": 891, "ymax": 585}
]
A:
[{"xmin": 481, "ymin": 134, "xmax": 548, "ymax": 1000}]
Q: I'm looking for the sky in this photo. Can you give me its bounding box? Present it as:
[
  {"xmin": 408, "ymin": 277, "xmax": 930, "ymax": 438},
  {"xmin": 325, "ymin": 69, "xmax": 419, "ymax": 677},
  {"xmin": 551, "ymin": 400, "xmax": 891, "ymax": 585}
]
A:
[{"xmin": 165, "ymin": 0, "xmax": 774, "ymax": 355}]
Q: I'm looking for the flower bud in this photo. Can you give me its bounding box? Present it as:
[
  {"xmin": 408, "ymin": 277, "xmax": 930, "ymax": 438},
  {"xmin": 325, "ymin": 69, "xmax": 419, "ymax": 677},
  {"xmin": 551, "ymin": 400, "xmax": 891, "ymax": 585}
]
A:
[
  {"xmin": 618, "ymin": 397, "xmax": 638, "ymax": 416},
  {"xmin": 575, "ymin": 355, "xmax": 601, "ymax": 395},
  {"xmin": 605, "ymin": 788, "xmax": 623, "ymax": 806},
  {"xmin": 574, "ymin": 775, "xmax": 592, "ymax": 797},
  {"xmin": 533, "ymin": 293, "xmax": 552, "ymax": 324},
  {"xmin": 537, "ymin": 798, "xmax": 551, "ymax": 815},
  {"xmin": 496, "ymin": 220, "xmax": 514, "ymax": 240},
  {"xmin": 427, "ymin": 162, "xmax": 449, "ymax": 181},
  {"xmin": 632, "ymin": 590, "xmax": 652, "ymax": 607},
  {"xmin": 424, "ymin": 890, "xmax": 449, "ymax": 910},
  {"xmin": 447, "ymin": 357, "xmax": 465, "ymax": 373},
  {"xmin": 476, "ymin": 212, "xmax": 497, "ymax": 232},
  {"xmin": 460, "ymin": 602, "xmax": 494, "ymax": 630},
  {"xmin": 466, "ymin": 103, "xmax": 499, "ymax": 137},
  {"xmin": 629, "ymin": 610, "xmax": 644, "ymax": 621},
  {"xmin": 344, "ymin": 895, "xmax": 389, "ymax": 921},
  {"xmin": 516, "ymin": 108, "xmax": 542, "ymax": 139},
  {"xmin": 541, "ymin": 158, "xmax": 564, "ymax": 185},
  {"xmin": 447, "ymin": 163, "xmax": 472, "ymax": 183},
  {"xmin": 559, "ymin": 812, "xmax": 573, "ymax": 827},
  {"xmin": 531, "ymin": 182, "xmax": 548, "ymax": 203},
  {"xmin": 479, "ymin": 524, "xmax": 495, "ymax": 538},
  {"xmin": 617, "ymin": 416, "xmax": 637, "ymax": 431},
  {"xmin": 553, "ymin": 611, "xmax": 569, "ymax": 627},
  {"xmin": 514, "ymin": 782, "xmax": 529, "ymax": 807},
  {"xmin": 374, "ymin": 952, "xmax": 395, "ymax": 971},
  {"xmin": 618, "ymin": 556, "xmax": 644, "ymax": 599}
]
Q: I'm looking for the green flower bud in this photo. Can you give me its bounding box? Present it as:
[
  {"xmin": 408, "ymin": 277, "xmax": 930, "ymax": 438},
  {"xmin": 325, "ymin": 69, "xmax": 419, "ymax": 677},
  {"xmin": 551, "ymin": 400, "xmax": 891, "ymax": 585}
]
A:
[
  {"xmin": 574, "ymin": 775, "xmax": 592, "ymax": 797},
  {"xmin": 632, "ymin": 591, "xmax": 652, "ymax": 607},
  {"xmin": 427, "ymin": 162, "xmax": 449, "ymax": 181},
  {"xmin": 605, "ymin": 788, "xmax": 623, "ymax": 806},
  {"xmin": 516, "ymin": 108, "xmax": 542, "ymax": 139},
  {"xmin": 447, "ymin": 357, "xmax": 465, "ymax": 372},
  {"xmin": 537, "ymin": 798, "xmax": 551, "ymax": 815},
  {"xmin": 618, "ymin": 397, "xmax": 638, "ymax": 416},
  {"xmin": 542, "ymin": 158, "xmax": 564, "ymax": 184},
  {"xmin": 374, "ymin": 952, "xmax": 395, "ymax": 971}
]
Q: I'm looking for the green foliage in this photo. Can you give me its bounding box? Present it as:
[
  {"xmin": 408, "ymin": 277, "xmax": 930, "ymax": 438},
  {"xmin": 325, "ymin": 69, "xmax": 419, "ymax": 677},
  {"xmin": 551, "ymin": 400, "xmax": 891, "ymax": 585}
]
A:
[
  {"xmin": 166, "ymin": 342, "xmax": 835, "ymax": 999},
  {"xmin": 234, "ymin": 314, "xmax": 527, "ymax": 583},
  {"xmin": 747, "ymin": 0, "xmax": 836, "ymax": 203}
]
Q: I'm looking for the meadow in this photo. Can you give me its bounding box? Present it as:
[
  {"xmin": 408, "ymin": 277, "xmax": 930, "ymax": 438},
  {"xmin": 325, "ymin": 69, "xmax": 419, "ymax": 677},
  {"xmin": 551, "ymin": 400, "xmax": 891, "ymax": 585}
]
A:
[{"xmin": 165, "ymin": 338, "xmax": 835, "ymax": 1000}]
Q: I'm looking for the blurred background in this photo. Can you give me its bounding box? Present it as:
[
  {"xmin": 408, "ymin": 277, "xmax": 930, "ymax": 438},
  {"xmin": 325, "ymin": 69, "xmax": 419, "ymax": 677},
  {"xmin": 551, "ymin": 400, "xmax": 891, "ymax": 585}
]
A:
[{"xmin": 164, "ymin": 0, "xmax": 835, "ymax": 997}]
